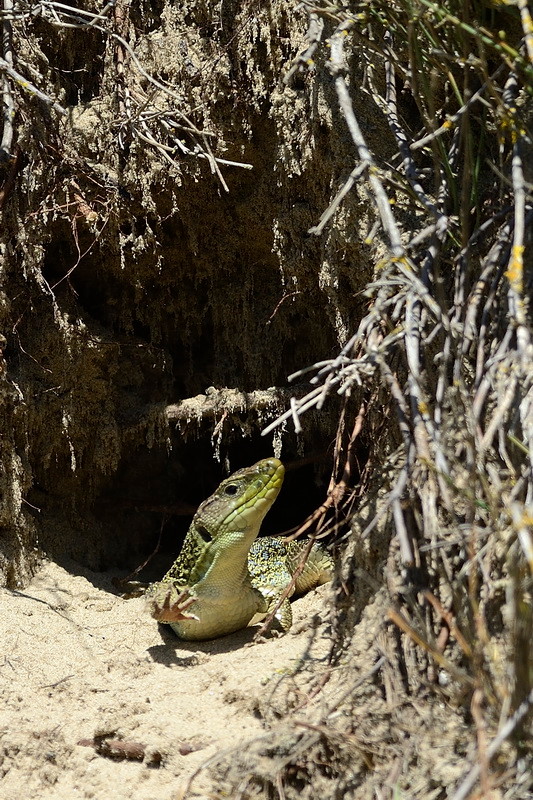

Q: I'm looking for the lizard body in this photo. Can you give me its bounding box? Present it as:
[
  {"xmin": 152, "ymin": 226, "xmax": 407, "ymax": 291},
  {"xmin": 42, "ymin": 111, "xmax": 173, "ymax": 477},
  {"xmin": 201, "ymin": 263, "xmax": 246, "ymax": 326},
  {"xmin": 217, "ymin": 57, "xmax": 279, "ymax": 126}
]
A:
[{"xmin": 146, "ymin": 457, "xmax": 332, "ymax": 640}]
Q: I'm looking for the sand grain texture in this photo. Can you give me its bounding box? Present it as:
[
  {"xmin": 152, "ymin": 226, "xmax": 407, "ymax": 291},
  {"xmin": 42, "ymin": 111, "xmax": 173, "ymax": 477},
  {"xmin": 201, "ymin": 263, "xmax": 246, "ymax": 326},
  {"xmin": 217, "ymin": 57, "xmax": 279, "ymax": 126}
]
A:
[{"xmin": 0, "ymin": 560, "xmax": 331, "ymax": 800}]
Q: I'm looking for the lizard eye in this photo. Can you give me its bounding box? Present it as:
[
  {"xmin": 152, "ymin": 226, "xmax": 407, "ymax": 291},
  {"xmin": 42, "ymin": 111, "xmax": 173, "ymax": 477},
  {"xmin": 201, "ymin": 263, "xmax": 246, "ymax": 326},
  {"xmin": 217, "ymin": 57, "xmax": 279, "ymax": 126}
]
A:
[
  {"xmin": 224, "ymin": 483, "xmax": 239, "ymax": 496},
  {"xmin": 196, "ymin": 525, "xmax": 212, "ymax": 542}
]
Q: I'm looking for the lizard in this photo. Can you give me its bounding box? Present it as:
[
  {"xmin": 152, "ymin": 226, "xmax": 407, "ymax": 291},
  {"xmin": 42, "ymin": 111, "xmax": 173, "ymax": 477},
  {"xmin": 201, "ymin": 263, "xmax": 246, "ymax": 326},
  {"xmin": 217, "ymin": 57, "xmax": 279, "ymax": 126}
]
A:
[{"xmin": 145, "ymin": 457, "xmax": 332, "ymax": 641}]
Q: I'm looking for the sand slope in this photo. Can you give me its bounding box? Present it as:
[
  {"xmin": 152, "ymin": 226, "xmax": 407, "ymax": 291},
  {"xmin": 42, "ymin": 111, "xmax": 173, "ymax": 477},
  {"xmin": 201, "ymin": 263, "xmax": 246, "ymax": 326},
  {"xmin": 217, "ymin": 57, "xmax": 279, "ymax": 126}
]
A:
[{"xmin": 0, "ymin": 560, "xmax": 331, "ymax": 799}]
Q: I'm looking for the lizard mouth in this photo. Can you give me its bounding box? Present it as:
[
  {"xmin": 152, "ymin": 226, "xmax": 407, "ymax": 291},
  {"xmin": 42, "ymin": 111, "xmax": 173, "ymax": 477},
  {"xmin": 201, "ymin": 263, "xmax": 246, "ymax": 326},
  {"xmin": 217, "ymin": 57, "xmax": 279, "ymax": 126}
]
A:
[{"xmin": 188, "ymin": 457, "xmax": 285, "ymax": 542}]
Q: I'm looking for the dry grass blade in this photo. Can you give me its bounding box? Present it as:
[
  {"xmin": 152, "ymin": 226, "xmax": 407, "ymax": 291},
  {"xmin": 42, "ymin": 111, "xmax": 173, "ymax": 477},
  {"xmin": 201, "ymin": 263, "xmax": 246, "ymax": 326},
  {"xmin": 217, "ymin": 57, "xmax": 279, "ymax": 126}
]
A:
[{"xmin": 259, "ymin": 1, "xmax": 533, "ymax": 796}]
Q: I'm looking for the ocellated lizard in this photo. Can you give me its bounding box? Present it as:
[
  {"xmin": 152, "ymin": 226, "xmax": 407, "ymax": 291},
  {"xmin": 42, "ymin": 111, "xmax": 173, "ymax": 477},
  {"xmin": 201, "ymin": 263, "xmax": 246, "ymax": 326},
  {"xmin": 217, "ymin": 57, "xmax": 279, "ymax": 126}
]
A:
[{"xmin": 145, "ymin": 457, "xmax": 332, "ymax": 640}]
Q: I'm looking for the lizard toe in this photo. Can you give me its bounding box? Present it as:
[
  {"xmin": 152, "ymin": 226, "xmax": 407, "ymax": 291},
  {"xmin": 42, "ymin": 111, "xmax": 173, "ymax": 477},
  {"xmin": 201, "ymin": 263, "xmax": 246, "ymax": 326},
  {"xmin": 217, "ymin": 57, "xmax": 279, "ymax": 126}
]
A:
[{"xmin": 146, "ymin": 585, "xmax": 199, "ymax": 623}]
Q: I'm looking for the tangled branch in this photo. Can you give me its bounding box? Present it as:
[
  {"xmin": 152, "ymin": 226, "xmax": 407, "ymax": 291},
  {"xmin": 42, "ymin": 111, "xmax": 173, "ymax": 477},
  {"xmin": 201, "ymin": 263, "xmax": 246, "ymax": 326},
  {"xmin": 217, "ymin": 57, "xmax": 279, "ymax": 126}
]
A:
[
  {"xmin": 0, "ymin": 0, "xmax": 253, "ymax": 185},
  {"xmin": 266, "ymin": 0, "xmax": 533, "ymax": 792}
]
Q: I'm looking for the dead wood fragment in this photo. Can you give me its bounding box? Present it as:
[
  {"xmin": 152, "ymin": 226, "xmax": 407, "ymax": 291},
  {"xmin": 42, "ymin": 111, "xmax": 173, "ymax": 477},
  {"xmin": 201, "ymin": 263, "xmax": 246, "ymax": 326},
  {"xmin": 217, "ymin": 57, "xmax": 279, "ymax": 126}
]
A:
[{"xmin": 77, "ymin": 736, "xmax": 162, "ymax": 764}]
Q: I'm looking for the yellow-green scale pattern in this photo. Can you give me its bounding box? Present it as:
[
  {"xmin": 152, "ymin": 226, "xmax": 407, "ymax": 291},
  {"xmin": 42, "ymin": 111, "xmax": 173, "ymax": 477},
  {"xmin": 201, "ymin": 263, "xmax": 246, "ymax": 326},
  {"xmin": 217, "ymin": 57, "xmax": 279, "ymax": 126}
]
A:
[{"xmin": 146, "ymin": 458, "xmax": 332, "ymax": 640}]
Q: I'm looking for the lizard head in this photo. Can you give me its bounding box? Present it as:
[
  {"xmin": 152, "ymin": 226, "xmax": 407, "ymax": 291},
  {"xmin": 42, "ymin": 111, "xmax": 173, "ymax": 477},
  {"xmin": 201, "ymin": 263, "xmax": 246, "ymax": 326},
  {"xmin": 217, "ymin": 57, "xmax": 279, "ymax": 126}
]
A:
[{"xmin": 187, "ymin": 457, "xmax": 285, "ymax": 583}]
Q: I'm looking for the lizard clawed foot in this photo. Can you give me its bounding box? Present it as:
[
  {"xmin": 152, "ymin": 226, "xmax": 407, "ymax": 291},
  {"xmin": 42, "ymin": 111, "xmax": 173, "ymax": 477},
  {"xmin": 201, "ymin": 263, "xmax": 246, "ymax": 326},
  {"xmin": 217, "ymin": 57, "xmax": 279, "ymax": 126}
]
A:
[{"xmin": 146, "ymin": 583, "xmax": 199, "ymax": 623}]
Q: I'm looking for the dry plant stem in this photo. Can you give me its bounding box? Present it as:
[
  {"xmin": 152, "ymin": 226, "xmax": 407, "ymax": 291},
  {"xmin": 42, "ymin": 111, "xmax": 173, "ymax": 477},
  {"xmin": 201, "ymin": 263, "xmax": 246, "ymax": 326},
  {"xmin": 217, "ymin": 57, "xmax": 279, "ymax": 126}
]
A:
[
  {"xmin": 388, "ymin": 608, "xmax": 474, "ymax": 686},
  {"xmin": 376, "ymin": 362, "xmax": 410, "ymax": 446},
  {"xmin": 392, "ymin": 497, "xmax": 414, "ymax": 566},
  {"xmin": 451, "ymin": 688, "xmax": 533, "ymax": 800},
  {"xmin": 471, "ymin": 688, "xmax": 491, "ymax": 797},
  {"xmin": 382, "ymin": 31, "xmax": 438, "ymax": 218},
  {"xmin": 283, "ymin": 10, "xmax": 324, "ymax": 87},
  {"xmin": 253, "ymin": 537, "xmax": 316, "ymax": 640},
  {"xmin": 35, "ymin": 0, "xmax": 116, "ymax": 27},
  {"xmin": 410, "ymin": 65, "xmax": 505, "ymax": 152},
  {"xmin": 472, "ymin": 326, "xmax": 514, "ymax": 424},
  {"xmin": 463, "ymin": 232, "xmax": 508, "ymax": 365},
  {"xmin": 261, "ymin": 8, "xmax": 532, "ymax": 796},
  {"xmin": 480, "ymin": 374, "xmax": 518, "ymax": 453},
  {"xmin": 289, "ymin": 396, "xmax": 302, "ymax": 435},
  {"xmin": 517, "ymin": 0, "xmax": 533, "ymax": 65},
  {"xmin": 1, "ymin": 0, "xmax": 13, "ymax": 158},
  {"xmin": 274, "ymin": 773, "xmax": 286, "ymax": 800},
  {"xmin": 113, "ymin": 0, "xmax": 131, "ymax": 139},
  {"xmin": 328, "ymin": 19, "xmax": 403, "ymax": 256},
  {"xmin": 508, "ymin": 137, "xmax": 530, "ymax": 358},
  {"xmin": 261, "ymin": 385, "xmax": 329, "ymax": 436},
  {"xmin": 361, "ymin": 464, "xmax": 409, "ymax": 540},
  {"xmin": 304, "ymin": 399, "xmax": 366, "ymax": 536},
  {"xmin": 512, "ymin": 502, "xmax": 533, "ymax": 574},
  {"xmin": 262, "ymin": 323, "xmax": 404, "ymax": 437},
  {"xmin": 422, "ymin": 590, "xmax": 472, "ymax": 658},
  {"xmin": 0, "ymin": 55, "xmax": 65, "ymax": 114},
  {"xmin": 308, "ymin": 161, "xmax": 366, "ymax": 235},
  {"xmin": 508, "ymin": 130, "xmax": 533, "ymax": 476},
  {"xmin": 0, "ymin": 139, "xmax": 19, "ymax": 207},
  {"xmin": 14, "ymin": 0, "xmax": 251, "ymax": 182}
]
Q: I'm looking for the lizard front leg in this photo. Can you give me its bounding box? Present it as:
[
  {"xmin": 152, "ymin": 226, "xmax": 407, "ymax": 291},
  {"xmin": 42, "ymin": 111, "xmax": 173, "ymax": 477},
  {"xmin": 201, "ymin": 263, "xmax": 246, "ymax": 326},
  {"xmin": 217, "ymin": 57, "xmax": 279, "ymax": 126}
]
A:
[{"xmin": 145, "ymin": 582, "xmax": 199, "ymax": 623}]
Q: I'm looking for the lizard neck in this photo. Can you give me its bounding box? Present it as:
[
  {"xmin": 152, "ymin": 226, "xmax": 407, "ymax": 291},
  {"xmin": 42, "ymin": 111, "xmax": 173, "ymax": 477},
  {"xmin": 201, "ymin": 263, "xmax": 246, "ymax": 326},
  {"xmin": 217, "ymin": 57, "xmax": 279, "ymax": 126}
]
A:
[{"xmin": 191, "ymin": 521, "xmax": 260, "ymax": 589}]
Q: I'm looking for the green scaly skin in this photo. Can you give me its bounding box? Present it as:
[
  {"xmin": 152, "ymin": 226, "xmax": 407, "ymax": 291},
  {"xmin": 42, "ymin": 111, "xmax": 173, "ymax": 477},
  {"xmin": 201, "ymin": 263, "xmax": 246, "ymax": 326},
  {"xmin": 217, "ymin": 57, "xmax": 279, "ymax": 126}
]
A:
[{"xmin": 146, "ymin": 457, "xmax": 332, "ymax": 641}]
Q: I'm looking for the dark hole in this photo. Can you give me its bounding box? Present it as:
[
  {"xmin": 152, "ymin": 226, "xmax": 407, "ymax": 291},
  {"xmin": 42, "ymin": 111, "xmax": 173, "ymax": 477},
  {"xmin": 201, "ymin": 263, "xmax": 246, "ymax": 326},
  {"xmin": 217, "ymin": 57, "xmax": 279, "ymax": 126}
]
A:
[{"xmin": 195, "ymin": 525, "xmax": 212, "ymax": 542}]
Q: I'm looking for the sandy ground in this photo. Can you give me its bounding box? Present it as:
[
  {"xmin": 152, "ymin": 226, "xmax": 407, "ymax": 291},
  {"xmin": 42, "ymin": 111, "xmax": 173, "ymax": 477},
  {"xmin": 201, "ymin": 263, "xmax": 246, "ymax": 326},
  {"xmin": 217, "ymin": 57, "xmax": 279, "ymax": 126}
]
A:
[{"xmin": 0, "ymin": 559, "xmax": 332, "ymax": 800}]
